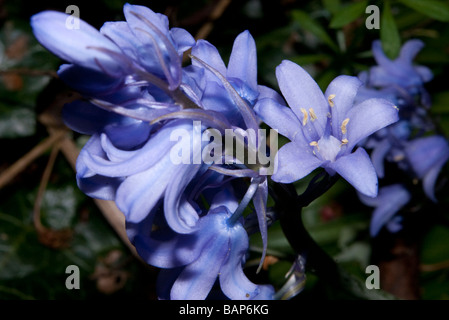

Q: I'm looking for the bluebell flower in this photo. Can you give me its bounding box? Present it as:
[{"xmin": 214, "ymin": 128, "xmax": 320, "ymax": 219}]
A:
[
  {"xmin": 255, "ymin": 60, "xmax": 399, "ymax": 197},
  {"xmin": 358, "ymin": 39, "xmax": 433, "ymax": 108},
  {"xmin": 32, "ymin": 3, "xmax": 276, "ymax": 300},
  {"xmin": 356, "ymin": 39, "xmax": 449, "ymax": 203},
  {"xmin": 359, "ymin": 184, "xmax": 411, "ymax": 236},
  {"xmin": 129, "ymin": 189, "xmax": 275, "ymax": 300},
  {"xmin": 404, "ymin": 135, "xmax": 449, "ymax": 202}
]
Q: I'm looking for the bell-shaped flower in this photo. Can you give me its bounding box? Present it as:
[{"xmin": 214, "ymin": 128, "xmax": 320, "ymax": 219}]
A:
[
  {"xmin": 139, "ymin": 190, "xmax": 275, "ymax": 300},
  {"xmin": 359, "ymin": 184, "xmax": 411, "ymax": 237},
  {"xmin": 365, "ymin": 39, "xmax": 433, "ymax": 90},
  {"xmin": 255, "ymin": 60, "xmax": 399, "ymax": 197},
  {"xmin": 404, "ymin": 135, "xmax": 449, "ymax": 202}
]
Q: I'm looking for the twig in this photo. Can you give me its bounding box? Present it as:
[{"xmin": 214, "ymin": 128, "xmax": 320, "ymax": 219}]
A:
[
  {"xmin": 195, "ymin": 0, "xmax": 232, "ymax": 40},
  {"xmin": 48, "ymin": 128, "xmax": 140, "ymax": 259},
  {"xmin": 32, "ymin": 138, "xmax": 73, "ymax": 249},
  {"xmin": 0, "ymin": 68, "xmax": 58, "ymax": 78},
  {"xmin": 0, "ymin": 130, "xmax": 66, "ymax": 190}
]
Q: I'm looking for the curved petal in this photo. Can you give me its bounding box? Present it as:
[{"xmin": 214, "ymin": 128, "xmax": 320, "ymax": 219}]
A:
[
  {"xmin": 31, "ymin": 11, "xmax": 124, "ymax": 75},
  {"xmin": 271, "ymin": 141, "xmax": 323, "ymax": 183},
  {"xmin": 62, "ymin": 100, "xmax": 120, "ymax": 135},
  {"xmin": 191, "ymin": 40, "xmax": 227, "ymax": 81},
  {"xmin": 324, "ymin": 75, "xmax": 363, "ymax": 139},
  {"xmin": 276, "ymin": 60, "xmax": 328, "ymax": 134},
  {"xmin": 398, "ymin": 39, "xmax": 425, "ymax": 63},
  {"xmin": 170, "ymin": 232, "xmax": 227, "ymax": 300},
  {"xmin": 100, "ymin": 21, "xmax": 139, "ymax": 60},
  {"xmin": 345, "ymin": 98, "xmax": 399, "ymax": 152},
  {"xmin": 370, "ymin": 138, "xmax": 391, "ymax": 178},
  {"xmin": 227, "ymin": 30, "xmax": 258, "ymax": 92},
  {"xmin": 329, "ymin": 147, "xmax": 378, "ymax": 197},
  {"xmin": 58, "ymin": 64, "xmax": 123, "ymax": 96},
  {"xmin": 132, "ymin": 227, "xmax": 204, "ymax": 268},
  {"xmin": 219, "ymin": 218, "xmax": 266, "ymax": 300},
  {"xmin": 115, "ymin": 153, "xmax": 174, "ymax": 223},
  {"xmin": 368, "ymin": 185, "xmax": 410, "ymax": 236},
  {"xmin": 170, "ymin": 27, "xmax": 195, "ymax": 54},
  {"xmin": 77, "ymin": 174, "xmax": 122, "ymax": 201},
  {"xmin": 254, "ymin": 98, "xmax": 301, "ymax": 141},
  {"xmin": 404, "ymin": 135, "xmax": 449, "ymax": 178},
  {"xmin": 164, "ymin": 163, "xmax": 203, "ymax": 233}
]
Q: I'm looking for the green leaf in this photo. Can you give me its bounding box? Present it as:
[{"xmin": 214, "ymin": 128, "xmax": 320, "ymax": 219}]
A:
[
  {"xmin": 381, "ymin": 1, "xmax": 401, "ymax": 59},
  {"xmin": 399, "ymin": 0, "xmax": 449, "ymax": 21},
  {"xmin": 291, "ymin": 10, "xmax": 339, "ymax": 52},
  {"xmin": 329, "ymin": 0, "xmax": 368, "ymax": 29},
  {"xmin": 322, "ymin": 0, "xmax": 342, "ymax": 15}
]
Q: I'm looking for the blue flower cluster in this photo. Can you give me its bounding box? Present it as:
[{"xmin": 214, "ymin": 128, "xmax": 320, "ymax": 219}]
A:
[
  {"xmin": 355, "ymin": 40, "xmax": 449, "ymax": 236},
  {"xmin": 31, "ymin": 3, "xmax": 404, "ymax": 299}
]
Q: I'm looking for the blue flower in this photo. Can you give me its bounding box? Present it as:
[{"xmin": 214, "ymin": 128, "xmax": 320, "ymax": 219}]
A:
[
  {"xmin": 256, "ymin": 60, "xmax": 399, "ymax": 197},
  {"xmin": 32, "ymin": 3, "xmax": 276, "ymax": 300},
  {"xmin": 129, "ymin": 189, "xmax": 275, "ymax": 300},
  {"xmin": 359, "ymin": 39, "xmax": 433, "ymax": 104},
  {"xmin": 358, "ymin": 184, "xmax": 411, "ymax": 237},
  {"xmin": 404, "ymin": 135, "xmax": 449, "ymax": 202}
]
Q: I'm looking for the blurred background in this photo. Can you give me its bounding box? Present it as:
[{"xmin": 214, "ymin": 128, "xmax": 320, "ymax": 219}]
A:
[{"xmin": 0, "ymin": 0, "xmax": 448, "ymax": 300}]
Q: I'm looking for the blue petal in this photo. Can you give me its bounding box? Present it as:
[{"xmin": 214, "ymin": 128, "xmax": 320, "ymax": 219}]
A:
[
  {"xmin": 254, "ymin": 98, "xmax": 301, "ymax": 141},
  {"xmin": 100, "ymin": 21, "xmax": 140, "ymax": 61},
  {"xmin": 115, "ymin": 153, "xmax": 174, "ymax": 223},
  {"xmin": 370, "ymin": 138, "xmax": 391, "ymax": 178},
  {"xmin": 132, "ymin": 226, "xmax": 205, "ymax": 268},
  {"xmin": 328, "ymin": 147, "xmax": 378, "ymax": 197},
  {"xmin": 62, "ymin": 100, "xmax": 120, "ymax": 135},
  {"xmin": 271, "ymin": 140, "xmax": 323, "ymax": 183},
  {"xmin": 227, "ymin": 30, "xmax": 258, "ymax": 92},
  {"xmin": 405, "ymin": 135, "xmax": 449, "ymax": 201},
  {"xmin": 324, "ymin": 75, "xmax": 362, "ymax": 139},
  {"xmin": 398, "ymin": 39, "xmax": 425, "ymax": 63},
  {"xmin": 164, "ymin": 163, "xmax": 203, "ymax": 233},
  {"xmin": 191, "ymin": 40, "xmax": 227, "ymax": 81},
  {"xmin": 276, "ymin": 60, "xmax": 328, "ymax": 134},
  {"xmin": 345, "ymin": 98, "xmax": 399, "ymax": 153},
  {"xmin": 31, "ymin": 11, "xmax": 124, "ymax": 76},
  {"xmin": 170, "ymin": 27, "xmax": 195, "ymax": 55},
  {"xmin": 361, "ymin": 184, "xmax": 410, "ymax": 237},
  {"xmin": 103, "ymin": 121, "xmax": 151, "ymax": 150},
  {"xmin": 58, "ymin": 64, "xmax": 123, "ymax": 96},
  {"xmin": 123, "ymin": 3, "xmax": 181, "ymax": 88},
  {"xmin": 219, "ymin": 216, "xmax": 270, "ymax": 300},
  {"xmin": 170, "ymin": 225, "xmax": 228, "ymax": 299},
  {"xmin": 404, "ymin": 135, "xmax": 449, "ymax": 178}
]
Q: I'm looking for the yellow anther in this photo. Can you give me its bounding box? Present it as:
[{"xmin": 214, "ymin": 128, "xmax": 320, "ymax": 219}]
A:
[
  {"xmin": 393, "ymin": 105, "xmax": 399, "ymax": 111},
  {"xmin": 309, "ymin": 141, "xmax": 319, "ymax": 147},
  {"xmin": 309, "ymin": 108, "xmax": 317, "ymax": 121},
  {"xmin": 341, "ymin": 138, "xmax": 348, "ymax": 146},
  {"xmin": 328, "ymin": 94, "xmax": 336, "ymax": 107},
  {"xmin": 300, "ymin": 108, "xmax": 308, "ymax": 126},
  {"xmin": 341, "ymin": 118, "xmax": 350, "ymax": 135}
]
